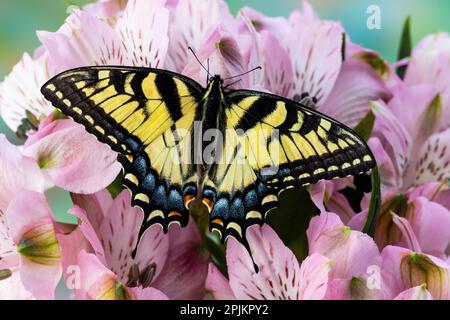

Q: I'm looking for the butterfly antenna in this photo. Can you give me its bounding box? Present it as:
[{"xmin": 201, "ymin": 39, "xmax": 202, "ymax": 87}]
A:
[
  {"xmin": 188, "ymin": 46, "xmax": 212, "ymax": 80},
  {"xmin": 223, "ymin": 78, "xmax": 242, "ymax": 90},
  {"xmin": 222, "ymin": 66, "xmax": 262, "ymax": 81}
]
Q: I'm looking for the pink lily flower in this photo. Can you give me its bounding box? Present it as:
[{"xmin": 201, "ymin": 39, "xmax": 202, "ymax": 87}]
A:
[
  {"xmin": 379, "ymin": 212, "xmax": 450, "ymax": 299},
  {"xmin": 381, "ymin": 245, "xmax": 450, "ymax": 300},
  {"xmin": 0, "ymin": 52, "xmax": 53, "ymax": 137},
  {"xmin": 58, "ymin": 189, "xmax": 208, "ymax": 300},
  {"xmin": 207, "ymin": 224, "xmax": 331, "ymax": 300},
  {"xmin": 1, "ymin": 191, "xmax": 62, "ymax": 299},
  {"xmin": 22, "ymin": 116, "xmax": 121, "ymax": 194},
  {"xmin": 306, "ymin": 212, "xmax": 383, "ymax": 299}
]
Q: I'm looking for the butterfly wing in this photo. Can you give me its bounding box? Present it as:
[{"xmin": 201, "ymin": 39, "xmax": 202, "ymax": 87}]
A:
[
  {"xmin": 41, "ymin": 66, "xmax": 203, "ymax": 233},
  {"xmin": 205, "ymin": 89, "xmax": 376, "ymax": 243}
]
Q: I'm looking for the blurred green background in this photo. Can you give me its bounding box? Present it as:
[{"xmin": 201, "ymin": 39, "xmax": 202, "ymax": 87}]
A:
[{"xmin": 0, "ymin": 0, "xmax": 449, "ymax": 222}]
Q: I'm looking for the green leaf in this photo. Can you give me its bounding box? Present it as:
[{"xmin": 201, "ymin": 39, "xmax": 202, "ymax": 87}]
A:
[
  {"xmin": 204, "ymin": 232, "xmax": 228, "ymax": 277},
  {"xmin": 107, "ymin": 171, "xmax": 124, "ymax": 198},
  {"xmin": 396, "ymin": 16, "xmax": 412, "ymax": 80},
  {"xmin": 353, "ymin": 110, "xmax": 375, "ymax": 142},
  {"xmin": 266, "ymin": 187, "xmax": 319, "ymax": 262},
  {"xmin": 363, "ymin": 166, "xmax": 381, "ymax": 237}
]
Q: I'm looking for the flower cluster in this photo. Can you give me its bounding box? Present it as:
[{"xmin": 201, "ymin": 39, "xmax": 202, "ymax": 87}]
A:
[{"xmin": 0, "ymin": 0, "xmax": 449, "ymax": 300}]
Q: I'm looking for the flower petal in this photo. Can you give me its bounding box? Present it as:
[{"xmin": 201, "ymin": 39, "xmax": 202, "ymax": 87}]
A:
[
  {"xmin": 0, "ymin": 271, "xmax": 34, "ymax": 299},
  {"xmin": 288, "ymin": 20, "xmax": 344, "ymax": 103},
  {"xmin": 321, "ymin": 58, "xmax": 391, "ymax": 128},
  {"xmin": 23, "ymin": 119, "xmax": 121, "ymax": 194},
  {"xmin": 166, "ymin": 0, "xmax": 230, "ymax": 72},
  {"xmin": 128, "ymin": 286, "xmax": 169, "ymax": 300},
  {"xmin": 100, "ymin": 190, "xmax": 144, "ymax": 283},
  {"xmin": 381, "ymin": 245, "xmax": 450, "ymax": 299},
  {"xmin": 71, "ymin": 189, "xmax": 114, "ymax": 232},
  {"xmin": 299, "ymin": 253, "xmax": 330, "ymax": 300},
  {"xmin": 6, "ymin": 191, "xmax": 61, "ymax": 299},
  {"xmin": 260, "ymin": 30, "xmax": 294, "ymax": 97},
  {"xmin": 394, "ymin": 285, "xmax": 434, "ymax": 300},
  {"xmin": 116, "ymin": 0, "xmax": 169, "ymax": 68},
  {"xmin": 0, "ymin": 135, "xmax": 45, "ymax": 213},
  {"xmin": 367, "ymin": 137, "xmax": 398, "ymax": 190},
  {"xmin": 0, "ymin": 53, "xmax": 53, "ymax": 133},
  {"xmin": 309, "ymin": 179, "xmax": 358, "ymax": 224},
  {"xmin": 407, "ymin": 181, "xmax": 450, "ymax": 211},
  {"xmin": 151, "ymin": 220, "xmax": 209, "ymax": 299},
  {"xmin": 414, "ymin": 128, "xmax": 450, "ymax": 185},
  {"xmin": 183, "ymin": 26, "xmax": 245, "ymax": 87},
  {"xmin": 405, "ymin": 32, "xmax": 450, "ymax": 127},
  {"xmin": 407, "ymin": 197, "xmax": 450, "ymax": 258},
  {"xmin": 69, "ymin": 205, "xmax": 106, "ymax": 265},
  {"xmin": 307, "ymin": 212, "xmax": 380, "ymax": 279},
  {"xmin": 205, "ymin": 263, "xmax": 236, "ymax": 300},
  {"xmin": 227, "ymin": 224, "xmax": 302, "ymax": 300},
  {"xmin": 38, "ymin": 9, "xmax": 122, "ymax": 71},
  {"xmin": 371, "ymin": 100, "xmax": 411, "ymax": 189},
  {"xmin": 78, "ymin": 251, "xmax": 120, "ymax": 300},
  {"xmin": 134, "ymin": 224, "xmax": 169, "ymax": 286}
]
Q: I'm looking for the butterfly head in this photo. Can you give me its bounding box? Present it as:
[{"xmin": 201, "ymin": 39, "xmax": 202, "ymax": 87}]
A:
[{"xmin": 209, "ymin": 75, "xmax": 224, "ymax": 85}]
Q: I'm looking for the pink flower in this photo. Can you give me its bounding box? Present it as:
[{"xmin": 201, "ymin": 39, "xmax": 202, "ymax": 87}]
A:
[
  {"xmin": 23, "ymin": 117, "xmax": 120, "ymax": 194},
  {"xmin": 1, "ymin": 191, "xmax": 62, "ymax": 299},
  {"xmin": 0, "ymin": 52, "xmax": 53, "ymax": 136},
  {"xmin": 307, "ymin": 212, "xmax": 382, "ymax": 299},
  {"xmin": 207, "ymin": 224, "xmax": 331, "ymax": 300},
  {"xmin": 405, "ymin": 32, "xmax": 450, "ymax": 128},
  {"xmin": 59, "ymin": 189, "xmax": 208, "ymax": 300},
  {"xmin": 76, "ymin": 250, "xmax": 168, "ymax": 300},
  {"xmin": 0, "ymin": 135, "xmax": 45, "ymax": 213},
  {"xmin": 381, "ymin": 245, "xmax": 450, "ymax": 300},
  {"xmin": 374, "ymin": 195, "xmax": 450, "ymax": 259}
]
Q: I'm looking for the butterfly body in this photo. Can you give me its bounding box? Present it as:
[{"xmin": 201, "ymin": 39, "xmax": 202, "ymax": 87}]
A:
[{"xmin": 41, "ymin": 66, "xmax": 376, "ymax": 248}]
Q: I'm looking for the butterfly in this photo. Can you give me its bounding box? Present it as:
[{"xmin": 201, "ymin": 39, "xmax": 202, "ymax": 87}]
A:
[{"xmin": 41, "ymin": 65, "xmax": 376, "ymax": 256}]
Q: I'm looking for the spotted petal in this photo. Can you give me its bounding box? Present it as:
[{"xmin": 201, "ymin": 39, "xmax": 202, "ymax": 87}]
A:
[
  {"xmin": 288, "ymin": 19, "xmax": 344, "ymax": 104},
  {"xmin": 116, "ymin": 0, "xmax": 169, "ymax": 68},
  {"xmin": 227, "ymin": 224, "xmax": 302, "ymax": 300},
  {"xmin": 0, "ymin": 53, "xmax": 53, "ymax": 133},
  {"xmin": 414, "ymin": 128, "xmax": 450, "ymax": 185}
]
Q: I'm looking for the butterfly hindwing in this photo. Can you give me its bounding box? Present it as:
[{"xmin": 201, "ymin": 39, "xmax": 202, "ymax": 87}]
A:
[{"xmin": 41, "ymin": 66, "xmax": 203, "ymax": 232}]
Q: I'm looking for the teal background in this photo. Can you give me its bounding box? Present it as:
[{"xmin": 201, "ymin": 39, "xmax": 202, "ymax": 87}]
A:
[{"xmin": 0, "ymin": 0, "xmax": 449, "ymax": 223}]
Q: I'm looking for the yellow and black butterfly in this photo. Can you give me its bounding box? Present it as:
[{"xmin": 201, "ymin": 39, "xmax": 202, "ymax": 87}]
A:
[{"xmin": 41, "ymin": 65, "xmax": 375, "ymax": 253}]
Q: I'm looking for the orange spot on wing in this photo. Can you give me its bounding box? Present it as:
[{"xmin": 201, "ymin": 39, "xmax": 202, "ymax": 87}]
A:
[
  {"xmin": 168, "ymin": 211, "xmax": 182, "ymax": 217},
  {"xmin": 183, "ymin": 195, "xmax": 195, "ymax": 206},
  {"xmin": 211, "ymin": 218, "xmax": 224, "ymax": 226},
  {"xmin": 202, "ymin": 198, "xmax": 215, "ymax": 213}
]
